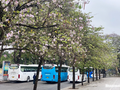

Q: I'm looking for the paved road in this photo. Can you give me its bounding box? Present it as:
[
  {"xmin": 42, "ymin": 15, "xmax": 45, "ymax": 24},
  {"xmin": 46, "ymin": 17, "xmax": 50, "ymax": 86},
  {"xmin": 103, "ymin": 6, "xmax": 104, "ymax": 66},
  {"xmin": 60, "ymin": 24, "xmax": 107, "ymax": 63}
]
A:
[
  {"xmin": 0, "ymin": 74, "xmax": 79, "ymax": 90},
  {"xmin": 0, "ymin": 74, "xmax": 95, "ymax": 90},
  {"xmin": 0, "ymin": 73, "xmax": 107, "ymax": 90},
  {"xmin": 0, "ymin": 80, "xmax": 82, "ymax": 90},
  {"xmin": 62, "ymin": 77, "xmax": 120, "ymax": 90}
]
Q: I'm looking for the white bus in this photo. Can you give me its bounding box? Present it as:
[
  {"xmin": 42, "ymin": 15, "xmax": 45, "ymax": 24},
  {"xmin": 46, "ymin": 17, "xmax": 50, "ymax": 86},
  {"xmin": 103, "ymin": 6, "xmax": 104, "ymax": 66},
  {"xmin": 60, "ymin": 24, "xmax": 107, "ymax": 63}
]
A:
[
  {"xmin": 8, "ymin": 64, "xmax": 42, "ymax": 82},
  {"xmin": 67, "ymin": 67, "xmax": 87, "ymax": 82}
]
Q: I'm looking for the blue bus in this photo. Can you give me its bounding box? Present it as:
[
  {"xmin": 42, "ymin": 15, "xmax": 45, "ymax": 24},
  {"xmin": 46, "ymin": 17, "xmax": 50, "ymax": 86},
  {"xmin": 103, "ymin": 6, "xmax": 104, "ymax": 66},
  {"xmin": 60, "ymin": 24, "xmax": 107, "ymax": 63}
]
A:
[{"xmin": 41, "ymin": 64, "xmax": 69, "ymax": 82}]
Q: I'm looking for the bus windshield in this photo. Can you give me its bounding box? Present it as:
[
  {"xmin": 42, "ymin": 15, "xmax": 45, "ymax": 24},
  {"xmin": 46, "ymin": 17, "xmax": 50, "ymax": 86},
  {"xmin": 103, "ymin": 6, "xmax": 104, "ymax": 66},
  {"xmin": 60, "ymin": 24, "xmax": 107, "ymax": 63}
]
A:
[
  {"xmin": 9, "ymin": 66, "xmax": 19, "ymax": 69},
  {"xmin": 69, "ymin": 68, "xmax": 78, "ymax": 72},
  {"xmin": 43, "ymin": 66, "xmax": 54, "ymax": 69}
]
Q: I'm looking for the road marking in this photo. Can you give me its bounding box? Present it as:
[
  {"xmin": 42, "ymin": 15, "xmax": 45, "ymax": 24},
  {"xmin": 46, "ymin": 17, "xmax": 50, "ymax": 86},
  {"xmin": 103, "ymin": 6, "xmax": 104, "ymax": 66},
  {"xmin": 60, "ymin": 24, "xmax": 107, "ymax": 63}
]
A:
[{"xmin": 109, "ymin": 78, "xmax": 118, "ymax": 90}]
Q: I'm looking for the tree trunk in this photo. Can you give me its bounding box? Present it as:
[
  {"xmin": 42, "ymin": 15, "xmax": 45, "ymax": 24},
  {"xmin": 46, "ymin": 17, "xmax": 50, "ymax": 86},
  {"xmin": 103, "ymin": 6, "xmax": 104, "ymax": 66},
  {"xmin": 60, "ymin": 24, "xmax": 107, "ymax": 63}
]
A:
[
  {"xmin": 16, "ymin": 50, "xmax": 21, "ymax": 64},
  {"xmin": 96, "ymin": 69, "xmax": 97, "ymax": 80},
  {"xmin": 33, "ymin": 58, "xmax": 42, "ymax": 90},
  {"xmin": 72, "ymin": 57, "xmax": 76, "ymax": 89},
  {"xmin": 73, "ymin": 66, "xmax": 75, "ymax": 89},
  {"xmin": 103, "ymin": 69, "xmax": 104, "ymax": 78},
  {"xmin": 93, "ymin": 68, "xmax": 94, "ymax": 81},
  {"xmin": 99, "ymin": 69, "xmax": 100, "ymax": 79},
  {"xmin": 13, "ymin": 50, "xmax": 17, "ymax": 63},
  {"xmin": 0, "ymin": 42, "xmax": 4, "ymax": 58},
  {"xmin": 103, "ymin": 68, "xmax": 106, "ymax": 78},
  {"xmin": 57, "ymin": 57, "xmax": 62, "ymax": 90},
  {"xmin": 17, "ymin": 30, "xmax": 22, "ymax": 64},
  {"xmin": 81, "ymin": 71, "xmax": 84, "ymax": 86},
  {"xmin": 105, "ymin": 69, "xmax": 106, "ymax": 77},
  {"xmin": 81, "ymin": 68, "xmax": 83, "ymax": 85},
  {"xmin": 24, "ymin": 57, "xmax": 27, "ymax": 64},
  {"xmin": 88, "ymin": 68, "xmax": 89, "ymax": 83}
]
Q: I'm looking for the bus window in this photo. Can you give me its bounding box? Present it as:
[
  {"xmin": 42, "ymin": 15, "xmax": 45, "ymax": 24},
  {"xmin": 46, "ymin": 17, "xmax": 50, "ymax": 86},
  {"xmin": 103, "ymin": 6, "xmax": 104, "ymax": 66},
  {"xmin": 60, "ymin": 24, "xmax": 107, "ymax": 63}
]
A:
[
  {"xmin": 21, "ymin": 68, "xmax": 24, "ymax": 72},
  {"xmin": 21, "ymin": 66, "xmax": 38, "ymax": 72},
  {"xmin": 43, "ymin": 66, "xmax": 53, "ymax": 69},
  {"xmin": 55, "ymin": 67, "xmax": 68, "ymax": 72},
  {"xmin": 55, "ymin": 67, "xmax": 59, "ymax": 72},
  {"xmin": 62, "ymin": 67, "xmax": 68, "ymax": 72},
  {"xmin": 9, "ymin": 66, "xmax": 19, "ymax": 69},
  {"xmin": 69, "ymin": 68, "xmax": 78, "ymax": 72}
]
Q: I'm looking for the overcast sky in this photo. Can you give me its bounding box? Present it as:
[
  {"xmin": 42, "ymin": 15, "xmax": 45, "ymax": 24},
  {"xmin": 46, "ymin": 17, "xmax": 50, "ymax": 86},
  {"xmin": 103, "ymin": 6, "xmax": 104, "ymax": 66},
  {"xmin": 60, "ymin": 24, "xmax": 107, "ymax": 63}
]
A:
[{"xmin": 82, "ymin": 0, "xmax": 120, "ymax": 35}]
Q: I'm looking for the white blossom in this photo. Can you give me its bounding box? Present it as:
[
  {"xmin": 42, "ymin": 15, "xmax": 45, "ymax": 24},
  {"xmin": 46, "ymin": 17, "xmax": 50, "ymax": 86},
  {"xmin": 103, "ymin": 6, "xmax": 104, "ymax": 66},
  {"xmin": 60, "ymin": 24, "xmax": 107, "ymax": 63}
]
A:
[
  {"xmin": 48, "ymin": 33, "xmax": 51, "ymax": 36},
  {"xmin": 52, "ymin": 0, "xmax": 56, "ymax": 3}
]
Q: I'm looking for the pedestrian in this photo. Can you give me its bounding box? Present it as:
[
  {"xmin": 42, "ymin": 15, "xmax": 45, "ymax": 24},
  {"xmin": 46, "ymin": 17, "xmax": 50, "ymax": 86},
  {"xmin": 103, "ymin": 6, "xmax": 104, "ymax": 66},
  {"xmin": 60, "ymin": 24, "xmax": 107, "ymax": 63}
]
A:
[{"xmin": 33, "ymin": 73, "xmax": 36, "ymax": 84}]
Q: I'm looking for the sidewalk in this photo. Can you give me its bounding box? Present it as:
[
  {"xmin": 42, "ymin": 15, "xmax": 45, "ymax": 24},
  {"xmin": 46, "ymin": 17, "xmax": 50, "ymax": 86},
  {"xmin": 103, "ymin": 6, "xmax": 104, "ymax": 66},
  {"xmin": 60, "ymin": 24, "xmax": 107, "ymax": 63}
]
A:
[
  {"xmin": 0, "ymin": 74, "xmax": 2, "ymax": 81},
  {"xmin": 0, "ymin": 74, "xmax": 9, "ymax": 83},
  {"xmin": 61, "ymin": 77, "xmax": 120, "ymax": 90}
]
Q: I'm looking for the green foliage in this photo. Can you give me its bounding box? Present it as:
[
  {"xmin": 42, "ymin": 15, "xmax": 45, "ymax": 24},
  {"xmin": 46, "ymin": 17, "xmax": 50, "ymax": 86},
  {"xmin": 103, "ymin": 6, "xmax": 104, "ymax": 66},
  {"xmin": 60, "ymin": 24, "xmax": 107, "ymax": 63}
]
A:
[
  {"xmin": 0, "ymin": 1, "xmax": 91, "ymax": 90},
  {"xmin": 0, "ymin": 0, "xmax": 115, "ymax": 73},
  {"xmin": 117, "ymin": 53, "xmax": 120, "ymax": 59},
  {"xmin": 0, "ymin": 51, "xmax": 12, "ymax": 63}
]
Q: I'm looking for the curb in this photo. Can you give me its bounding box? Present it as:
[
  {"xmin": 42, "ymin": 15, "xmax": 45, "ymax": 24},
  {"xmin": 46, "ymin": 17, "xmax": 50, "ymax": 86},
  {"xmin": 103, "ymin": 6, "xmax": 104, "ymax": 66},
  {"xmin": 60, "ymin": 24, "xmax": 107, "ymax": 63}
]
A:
[{"xmin": 0, "ymin": 80, "xmax": 9, "ymax": 83}]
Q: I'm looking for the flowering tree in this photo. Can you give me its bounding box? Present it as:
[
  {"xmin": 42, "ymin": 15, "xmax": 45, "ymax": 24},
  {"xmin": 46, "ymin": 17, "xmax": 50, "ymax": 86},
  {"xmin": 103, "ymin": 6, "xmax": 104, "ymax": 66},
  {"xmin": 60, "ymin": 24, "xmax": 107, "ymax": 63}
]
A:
[
  {"xmin": 66, "ymin": 10, "xmax": 114, "ymax": 85},
  {"xmin": 0, "ymin": 0, "xmax": 72, "ymax": 56},
  {"xmin": 0, "ymin": 0, "xmax": 90, "ymax": 90}
]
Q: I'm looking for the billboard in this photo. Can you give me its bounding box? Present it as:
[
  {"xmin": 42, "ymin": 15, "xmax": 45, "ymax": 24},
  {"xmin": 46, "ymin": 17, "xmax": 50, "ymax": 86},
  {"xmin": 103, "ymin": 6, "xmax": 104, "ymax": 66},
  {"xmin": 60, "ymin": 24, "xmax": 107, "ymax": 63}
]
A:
[{"xmin": 2, "ymin": 61, "xmax": 10, "ymax": 80}]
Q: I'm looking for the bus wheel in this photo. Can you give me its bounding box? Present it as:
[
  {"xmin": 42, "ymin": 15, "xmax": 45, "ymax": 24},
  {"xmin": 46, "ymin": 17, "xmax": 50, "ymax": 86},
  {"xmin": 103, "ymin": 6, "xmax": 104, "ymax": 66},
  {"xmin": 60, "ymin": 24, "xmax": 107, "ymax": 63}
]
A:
[
  {"xmin": 27, "ymin": 76, "xmax": 30, "ymax": 82},
  {"xmin": 46, "ymin": 81, "xmax": 51, "ymax": 83}
]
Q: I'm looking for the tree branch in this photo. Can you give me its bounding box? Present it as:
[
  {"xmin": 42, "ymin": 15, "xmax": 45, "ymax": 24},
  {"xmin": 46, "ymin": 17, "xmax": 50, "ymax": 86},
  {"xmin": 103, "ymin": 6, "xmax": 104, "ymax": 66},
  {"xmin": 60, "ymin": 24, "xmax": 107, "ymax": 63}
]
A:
[
  {"xmin": 15, "ymin": 23, "xmax": 59, "ymax": 29},
  {"xmin": 15, "ymin": 3, "xmax": 38, "ymax": 11},
  {"xmin": 3, "ymin": 0, "xmax": 11, "ymax": 9},
  {"xmin": 0, "ymin": 48, "xmax": 27, "ymax": 51}
]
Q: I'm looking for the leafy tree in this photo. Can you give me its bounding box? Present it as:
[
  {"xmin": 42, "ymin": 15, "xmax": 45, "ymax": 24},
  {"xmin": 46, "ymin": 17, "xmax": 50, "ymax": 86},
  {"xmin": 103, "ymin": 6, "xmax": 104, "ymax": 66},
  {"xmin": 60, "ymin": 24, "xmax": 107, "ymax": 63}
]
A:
[
  {"xmin": 0, "ymin": 51, "xmax": 12, "ymax": 64},
  {"xmin": 0, "ymin": 0, "xmax": 90, "ymax": 90},
  {"xmin": 103, "ymin": 33, "xmax": 119, "ymax": 69},
  {"xmin": 104, "ymin": 33, "xmax": 120, "ymax": 52}
]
